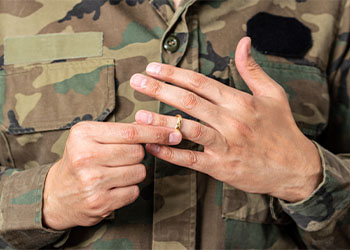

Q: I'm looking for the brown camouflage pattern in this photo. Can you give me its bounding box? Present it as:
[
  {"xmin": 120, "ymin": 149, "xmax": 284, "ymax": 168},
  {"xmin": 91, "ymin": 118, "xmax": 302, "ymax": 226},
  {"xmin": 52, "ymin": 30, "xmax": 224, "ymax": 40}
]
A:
[{"xmin": 0, "ymin": 0, "xmax": 349, "ymax": 249}]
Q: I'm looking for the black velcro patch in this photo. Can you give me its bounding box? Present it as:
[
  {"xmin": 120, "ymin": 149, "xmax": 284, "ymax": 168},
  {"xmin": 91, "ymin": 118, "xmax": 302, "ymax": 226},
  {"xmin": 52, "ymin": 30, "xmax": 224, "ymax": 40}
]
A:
[{"xmin": 246, "ymin": 12, "xmax": 312, "ymax": 58}]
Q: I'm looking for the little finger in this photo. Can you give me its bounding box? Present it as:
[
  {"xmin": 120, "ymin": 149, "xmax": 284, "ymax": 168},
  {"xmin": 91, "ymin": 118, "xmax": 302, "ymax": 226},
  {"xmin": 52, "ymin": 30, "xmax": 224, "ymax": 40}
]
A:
[
  {"xmin": 146, "ymin": 144, "xmax": 215, "ymax": 176},
  {"xmin": 108, "ymin": 185, "xmax": 140, "ymax": 211}
]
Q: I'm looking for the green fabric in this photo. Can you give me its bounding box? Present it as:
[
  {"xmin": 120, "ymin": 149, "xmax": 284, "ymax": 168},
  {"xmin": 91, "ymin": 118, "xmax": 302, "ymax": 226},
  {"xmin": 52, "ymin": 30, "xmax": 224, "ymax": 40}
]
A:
[
  {"xmin": 54, "ymin": 65, "xmax": 112, "ymax": 96},
  {"xmin": 0, "ymin": 71, "xmax": 5, "ymax": 124},
  {"xmin": 4, "ymin": 32, "xmax": 103, "ymax": 65}
]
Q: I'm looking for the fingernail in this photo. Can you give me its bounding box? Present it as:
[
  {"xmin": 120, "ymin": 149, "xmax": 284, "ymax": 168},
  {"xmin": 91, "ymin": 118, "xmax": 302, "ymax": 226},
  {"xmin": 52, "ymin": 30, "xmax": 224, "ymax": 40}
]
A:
[
  {"xmin": 146, "ymin": 63, "xmax": 161, "ymax": 75},
  {"xmin": 247, "ymin": 37, "xmax": 252, "ymax": 55},
  {"xmin": 169, "ymin": 131, "xmax": 181, "ymax": 144},
  {"xmin": 136, "ymin": 111, "xmax": 152, "ymax": 124},
  {"xmin": 148, "ymin": 144, "xmax": 160, "ymax": 153},
  {"xmin": 130, "ymin": 74, "xmax": 147, "ymax": 88}
]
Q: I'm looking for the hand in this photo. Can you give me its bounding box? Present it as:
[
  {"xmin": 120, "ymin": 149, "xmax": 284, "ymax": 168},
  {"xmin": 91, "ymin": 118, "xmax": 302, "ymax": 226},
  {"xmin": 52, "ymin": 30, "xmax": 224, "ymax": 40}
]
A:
[
  {"xmin": 43, "ymin": 121, "xmax": 182, "ymax": 230},
  {"xmin": 130, "ymin": 37, "xmax": 322, "ymax": 203}
]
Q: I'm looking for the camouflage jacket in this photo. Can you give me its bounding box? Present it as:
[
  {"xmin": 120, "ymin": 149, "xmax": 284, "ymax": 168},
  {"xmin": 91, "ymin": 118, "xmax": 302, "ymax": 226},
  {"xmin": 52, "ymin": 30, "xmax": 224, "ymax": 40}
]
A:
[{"xmin": 0, "ymin": 0, "xmax": 349, "ymax": 249}]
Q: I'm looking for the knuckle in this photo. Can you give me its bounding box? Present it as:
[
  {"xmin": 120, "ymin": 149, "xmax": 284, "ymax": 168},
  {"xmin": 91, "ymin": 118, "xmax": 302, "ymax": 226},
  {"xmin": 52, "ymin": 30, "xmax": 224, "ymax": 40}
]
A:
[
  {"xmin": 70, "ymin": 155, "xmax": 86, "ymax": 169},
  {"xmin": 189, "ymin": 73, "xmax": 207, "ymax": 88},
  {"xmin": 120, "ymin": 126, "xmax": 138, "ymax": 142},
  {"xmin": 163, "ymin": 147, "xmax": 175, "ymax": 161},
  {"xmin": 121, "ymin": 186, "xmax": 140, "ymax": 205},
  {"xmin": 190, "ymin": 123, "xmax": 204, "ymax": 141},
  {"xmin": 246, "ymin": 59, "xmax": 261, "ymax": 72},
  {"xmin": 150, "ymin": 81, "xmax": 162, "ymax": 96},
  {"xmin": 158, "ymin": 115, "xmax": 168, "ymax": 127},
  {"xmin": 80, "ymin": 216, "xmax": 101, "ymax": 227},
  {"xmin": 78, "ymin": 169, "xmax": 103, "ymax": 188},
  {"xmin": 70, "ymin": 121, "xmax": 93, "ymax": 138},
  {"xmin": 182, "ymin": 92, "xmax": 199, "ymax": 110},
  {"xmin": 276, "ymin": 85, "xmax": 287, "ymax": 98},
  {"xmin": 95, "ymin": 205, "xmax": 113, "ymax": 218},
  {"xmin": 85, "ymin": 192, "xmax": 105, "ymax": 211},
  {"xmin": 70, "ymin": 151, "xmax": 96, "ymax": 169},
  {"xmin": 154, "ymin": 131, "xmax": 168, "ymax": 143},
  {"xmin": 215, "ymin": 87, "xmax": 225, "ymax": 100},
  {"xmin": 185, "ymin": 151, "xmax": 198, "ymax": 167},
  {"xmin": 164, "ymin": 66, "xmax": 175, "ymax": 78},
  {"xmin": 99, "ymin": 210, "xmax": 113, "ymax": 219},
  {"xmin": 133, "ymin": 145, "xmax": 145, "ymax": 161}
]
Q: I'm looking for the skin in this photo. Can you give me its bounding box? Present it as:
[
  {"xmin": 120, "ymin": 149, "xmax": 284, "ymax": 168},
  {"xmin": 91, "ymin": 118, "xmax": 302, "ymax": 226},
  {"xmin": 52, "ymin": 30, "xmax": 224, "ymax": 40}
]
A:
[
  {"xmin": 42, "ymin": 0, "xmax": 179, "ymax": 230},
  {"xmin": 43, "ymin": 122, "xmax": 182, "ymax": 230},
  {"xmin": 130, "ymin": 37, "xmax": 323, "ymax": 203},
  {"xmin": 43, "ymin": 37, "xmax": 322, "ymax": 231}
]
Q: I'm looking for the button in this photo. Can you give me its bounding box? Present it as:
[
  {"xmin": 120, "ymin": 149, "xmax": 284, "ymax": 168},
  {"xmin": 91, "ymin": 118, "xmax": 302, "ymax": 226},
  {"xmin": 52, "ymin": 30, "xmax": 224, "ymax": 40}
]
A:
[{"xmin": 163, "ymin": 35, "xmax": 180, "ymax": 53}]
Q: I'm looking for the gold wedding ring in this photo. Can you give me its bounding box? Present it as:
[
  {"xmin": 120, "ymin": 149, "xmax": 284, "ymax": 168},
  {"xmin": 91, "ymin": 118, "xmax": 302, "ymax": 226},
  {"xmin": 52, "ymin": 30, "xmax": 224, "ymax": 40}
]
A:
[{"xmin": 175, "ymin": 114, "xmax": 182, "ymax": 131}]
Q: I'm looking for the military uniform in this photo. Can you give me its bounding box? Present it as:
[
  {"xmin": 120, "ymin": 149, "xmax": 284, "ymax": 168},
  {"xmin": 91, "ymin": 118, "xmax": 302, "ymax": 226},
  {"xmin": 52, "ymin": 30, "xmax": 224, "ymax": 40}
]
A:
[{"xmin": 0, "ymin": 0, "xmax": 349, "ymax": 249}]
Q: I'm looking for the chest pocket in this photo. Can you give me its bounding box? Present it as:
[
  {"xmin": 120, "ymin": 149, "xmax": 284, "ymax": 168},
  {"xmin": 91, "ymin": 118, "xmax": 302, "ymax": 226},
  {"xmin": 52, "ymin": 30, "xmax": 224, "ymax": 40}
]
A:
[
  {"xmin": 0, "ymin": 58, "xmax": 116, "ymax": 169},
  {"xmin": 223, "ymin": 59, "xmax": 329, "ymax": 224}
]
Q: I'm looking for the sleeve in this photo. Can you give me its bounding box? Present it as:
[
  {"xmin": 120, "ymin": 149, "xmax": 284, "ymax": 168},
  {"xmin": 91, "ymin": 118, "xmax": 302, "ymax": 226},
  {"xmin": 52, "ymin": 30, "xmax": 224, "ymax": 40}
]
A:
[
  {"xmin": 0, "ymin": 164, "xmax": 66, "ymax": 249},
  {"xmin": 278, "ymin": 1, "xmax": 350, "ymax": 248}
]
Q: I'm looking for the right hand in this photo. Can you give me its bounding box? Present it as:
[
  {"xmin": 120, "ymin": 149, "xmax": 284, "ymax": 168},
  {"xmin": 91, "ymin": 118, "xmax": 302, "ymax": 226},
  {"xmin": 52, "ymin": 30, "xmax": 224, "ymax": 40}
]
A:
[{"xmin": 42, "ymin": 121, "xmax": 182, "ymax": 230}]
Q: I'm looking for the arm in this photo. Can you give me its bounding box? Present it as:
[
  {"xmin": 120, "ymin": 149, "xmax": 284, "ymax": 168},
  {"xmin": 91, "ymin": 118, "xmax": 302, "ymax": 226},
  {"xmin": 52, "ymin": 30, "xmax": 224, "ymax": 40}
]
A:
[
  {"xmin": 130, "ymin": 35, "xmax": 350, "ymax": 248},
  {"xmin": 0, "ymin": 164, "xmax": 66, "ymax": 249},
  {"xmin": 280, "ymin": 146, "xmax": 350, "ymax": 248},
  {"xmin": 279, "ymin": 2, "xmax": 350, "ymax": 247},
  {"xmin": 0, "ymin": 122, "xmax": 182, "ymax": 249}
]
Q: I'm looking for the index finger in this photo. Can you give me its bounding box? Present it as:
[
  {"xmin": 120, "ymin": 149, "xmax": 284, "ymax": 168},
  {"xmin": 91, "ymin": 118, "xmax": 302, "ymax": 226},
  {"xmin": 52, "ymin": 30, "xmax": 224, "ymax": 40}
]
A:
[
  {"xmin": 71, "ymin": 121, "xmax": 182, "ymax": 145},
  {"xmin": 145, "ymin": 63, "xmax": 246, "ymax": 105}
]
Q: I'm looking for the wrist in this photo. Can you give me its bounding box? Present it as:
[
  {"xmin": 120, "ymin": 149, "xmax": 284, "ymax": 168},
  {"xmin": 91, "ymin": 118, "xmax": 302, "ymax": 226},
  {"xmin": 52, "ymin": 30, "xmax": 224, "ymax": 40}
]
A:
[
  {"xmin": 42, "ymin": 160, "xmax": 67, "ymax": 230},
  {"xmin": 276, "ymin": 139, "xmax": 323, "ymax": 203}
]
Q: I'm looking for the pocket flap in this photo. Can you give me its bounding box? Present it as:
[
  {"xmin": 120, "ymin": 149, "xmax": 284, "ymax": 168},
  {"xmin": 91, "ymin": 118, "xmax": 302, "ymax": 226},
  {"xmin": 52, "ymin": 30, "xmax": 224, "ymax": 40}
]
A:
[{"xmin": 0, "ymin": 58, "xmax": 115, "ymax": 134}]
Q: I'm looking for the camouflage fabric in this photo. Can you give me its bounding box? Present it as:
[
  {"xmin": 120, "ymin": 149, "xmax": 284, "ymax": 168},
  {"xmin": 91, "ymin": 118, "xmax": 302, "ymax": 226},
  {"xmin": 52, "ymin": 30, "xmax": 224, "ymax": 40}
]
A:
[{"xmin": 0, "ymin": 0, "xmax": 349, "ymax": 249}]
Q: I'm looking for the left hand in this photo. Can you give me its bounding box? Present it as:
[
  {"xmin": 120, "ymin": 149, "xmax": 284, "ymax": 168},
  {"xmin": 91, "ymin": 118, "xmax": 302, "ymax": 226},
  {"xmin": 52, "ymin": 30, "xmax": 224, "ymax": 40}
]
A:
[{"xmin": 130, "ymin": 37, "xmax": 322, "ymax": 203}]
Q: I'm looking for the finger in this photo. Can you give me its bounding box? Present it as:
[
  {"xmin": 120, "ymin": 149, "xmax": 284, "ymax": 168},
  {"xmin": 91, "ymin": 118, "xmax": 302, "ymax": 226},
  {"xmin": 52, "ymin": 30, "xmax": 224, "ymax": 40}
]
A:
[
  {"xmin": 145, "ymin": 62, "xmax": 245, "ymax": 105},
  {"xmin": 130, "ymin": 74, "xmax": 223, "ymax": 127},
  {"xmin": 103, "ymin": 164, "xmax": 146, "ymax": 188},
  {"xmin": 235, "ymin": 37, "xmax": 287, "ymax": 99},
  {"xmin": 135, "ymin": 110, "xmax": 226, "ymax": 151},
  {"xmin": 146, "ymin": 144, "xmax": 215, "ymax": 176},
  {"xmin": 71, "ymin": 121, "xmax": 182, "ymax": 145},
  {"xmin": 108, "ymin": 185, "xmax": 140, "ymax": 211},
  {"xmin": 93, "ymin": 144, "xmax": 145, "ymax": 166}
]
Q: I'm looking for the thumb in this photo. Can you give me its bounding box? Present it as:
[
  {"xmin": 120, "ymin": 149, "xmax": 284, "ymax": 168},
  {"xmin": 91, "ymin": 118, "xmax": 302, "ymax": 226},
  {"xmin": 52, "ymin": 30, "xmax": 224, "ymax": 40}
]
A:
[{"xmin": 235, "ymin": 37, "xmax": 285, "ymax": 98}]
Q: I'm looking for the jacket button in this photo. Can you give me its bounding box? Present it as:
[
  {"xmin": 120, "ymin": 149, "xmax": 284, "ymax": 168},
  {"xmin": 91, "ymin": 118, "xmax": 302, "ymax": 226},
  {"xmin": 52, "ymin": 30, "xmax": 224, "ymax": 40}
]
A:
[{"xmin": 163, "ymin": 35, "xmax": 180, "ymax": 53}]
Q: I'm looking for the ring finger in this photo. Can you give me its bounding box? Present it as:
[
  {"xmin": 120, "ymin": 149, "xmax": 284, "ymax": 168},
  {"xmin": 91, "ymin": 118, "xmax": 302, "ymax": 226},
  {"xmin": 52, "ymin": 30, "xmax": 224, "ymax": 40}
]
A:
[
  {"xmin": 135, "ymin": 110, "xmax": 226, "ymax": 151},
  {"xmin": 103, "ymin": 164, "xmax": 146, "ymax": 189}
]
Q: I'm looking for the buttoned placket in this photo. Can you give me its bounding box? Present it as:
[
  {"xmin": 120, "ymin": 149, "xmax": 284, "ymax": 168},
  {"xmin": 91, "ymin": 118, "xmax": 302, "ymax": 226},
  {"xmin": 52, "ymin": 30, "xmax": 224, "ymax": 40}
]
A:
[{"xmin": 148, "ymin": 0, "xmax": 198, "ymax": 249}]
